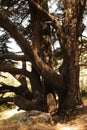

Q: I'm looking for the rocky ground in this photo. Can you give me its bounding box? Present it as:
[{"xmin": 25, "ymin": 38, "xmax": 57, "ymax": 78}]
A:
[{"xmin": 0, "ymin": 98, "xmax": 87, "ymax": 130}]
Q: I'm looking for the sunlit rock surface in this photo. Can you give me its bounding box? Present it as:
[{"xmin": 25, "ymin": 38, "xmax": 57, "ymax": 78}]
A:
[{"xmin": 18, "ymin": 110, "xmax": 53, "ymax": 125}]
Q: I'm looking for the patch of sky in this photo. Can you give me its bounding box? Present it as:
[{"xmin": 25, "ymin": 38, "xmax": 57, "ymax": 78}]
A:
[
  {"xmin": 8, "ymin": 38, "xmax": 22, "ymax": 53},
  {"xmin": 83, "ymin": 15, "xmax": 87, "ymax": 37}
]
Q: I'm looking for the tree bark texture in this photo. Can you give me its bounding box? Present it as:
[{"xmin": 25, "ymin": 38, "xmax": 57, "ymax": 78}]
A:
[
  {"xmin": 58, "ymin": 0, "xmax": 86, "ymax": 114},
  {"xmin": 29, "ymin": 0, "xmax": 56, "ymax": 112},
  {"xmin": 0, "ymin": 0, "xmax": 86, "ymax": 115}
]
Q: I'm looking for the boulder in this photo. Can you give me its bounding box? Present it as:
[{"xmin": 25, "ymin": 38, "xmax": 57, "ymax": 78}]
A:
[{"xmin": 18, "ymin": 110, "xmax": 53, "ymax": 125}]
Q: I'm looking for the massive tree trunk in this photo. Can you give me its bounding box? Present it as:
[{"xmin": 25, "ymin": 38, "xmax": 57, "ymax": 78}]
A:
[
  {"xmin": 58, "ymin": 0, "xmax": 86, "ymax": 114},
  {"xmin": 0, "ymin": 0, "xmax": 86, "ymax": 116}
]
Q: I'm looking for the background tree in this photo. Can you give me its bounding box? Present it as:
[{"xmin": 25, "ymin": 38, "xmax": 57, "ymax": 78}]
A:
[{"xmin": 0, "ymin": 0, "xmax": 87, "ymax": 117}]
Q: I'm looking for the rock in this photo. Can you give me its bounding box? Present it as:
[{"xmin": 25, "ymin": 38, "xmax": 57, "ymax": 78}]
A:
[{"xmin": 18, "ymin": 110, "xmax": 53, "ymax": 125}]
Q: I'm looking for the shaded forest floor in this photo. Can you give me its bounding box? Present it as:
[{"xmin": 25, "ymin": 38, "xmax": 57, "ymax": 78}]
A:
[{"xmin": 0, "ymin": 97, "xmax": 87, "ymax": 130}]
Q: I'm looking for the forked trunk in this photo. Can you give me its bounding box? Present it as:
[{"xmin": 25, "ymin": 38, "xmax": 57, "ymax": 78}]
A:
[{"xmin": 0, "ymin": 0, "xmax": 86, "ymax": 116}]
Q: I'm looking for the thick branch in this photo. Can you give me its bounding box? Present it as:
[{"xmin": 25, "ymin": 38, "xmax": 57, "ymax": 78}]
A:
[
  {"xmin": 0, "ymin": 83, "xmax": 45, "ymax": 111},
  {"xmin": 0, "ymin": 97, "xmax": 13, "ymax": 105},
  {"xmin": 28, "ymin": 0, "xmax": 62, "ymax": 31},
  {"xmin": 0, "ymin": 54, "xmax": 29, "ymax": 61},
  {"xmin": 29, "ymin": 0, "xmax": 68, "ymax": 56},
  {"xmin": 0, "ymin": 83, "xmax": 33, "ymax": 100},
  {"xmin": 0, "ymin": 84, "xmax": 21, "ymax": 95},
  {"xmin": 0, "ymin": 13, "xmax": 65, "ymax": 92},
  {"xmin": 14, "ymin": 95, "xmax": 46, "ymax": 111},
  {"xmin": 0, "ymin": 65, "xmax": 32, "ymax": 78},
  {"xmin": 0, "ymin": 95, "xmax": 45, "ymax": 111},
  {"xmin": 0, "ymin": 96, "xmax": 37, "ymax": 111},
  {"xmin": 28, "ymin": 0, "xmax": 66, "ymax": 52}
]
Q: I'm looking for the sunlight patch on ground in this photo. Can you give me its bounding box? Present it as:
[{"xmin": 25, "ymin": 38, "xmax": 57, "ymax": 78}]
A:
[
  {"xmin": 56, "ymin": 123, "xmax": 77, "ymax": 130},
  {"xmin": 0, "ymin": 107, "xmax": 25, "ymax": 120},
  {"xmin": 0, "ymin": 98, "xmax": 87, "ymax": 130}
]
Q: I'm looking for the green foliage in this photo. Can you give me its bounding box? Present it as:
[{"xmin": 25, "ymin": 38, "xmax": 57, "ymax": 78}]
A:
[
  {"xmin": 0, "ymin": 31, "xmax": 17, "ymax": 64},
  {"xmin": 0, "ymin": 0, "xmax": 86, "ymax": 61},
  {"xmin": 79, "ymin": 37, "xmax": 87, "ymax": 68},
  {"xmin": 0, "ymin": 32, "xmax": 10, "ymax": 54},
  {"xmin": 0, "ymin": 0, "xmax": 18, "ymax": 7},
  {"xmin": 80, "ymin": 87, "xmax": 87, "ymax": 97}
]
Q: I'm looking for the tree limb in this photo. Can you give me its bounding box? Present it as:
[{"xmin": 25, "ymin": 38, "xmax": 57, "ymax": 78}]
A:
[
  {"xmin": 14, "ymin": 95, "xmax": 46, "ymax": 111},
  {"xmin": 0, "ymin": 95, "xmax": 37, "ymax": 111},
  {"xmin": 0, "ymin": 53, "xmax": 29, "ymax": 61},
  {"xmin": 0, "ymin": 95, "xmax": 46, "ymax": 111},
  {"xmin": 28, "ymin": 0, "xmax": 62, "ymax": 32},
  {"xmin": 28, "ymin": 0, "xmax": 66, "ymax": 52},
  {"xmin": 0, "ymin": 83, "xmax": 33, "ymax": 100},
  {"xmin": 0, "ymin": 97, "xmax": 14, "ymax": 105},
  {"xmin": 0, "ymin": 65, "xmax": 32, "ymax": 78},
  {"xmin": 0, "ymin": 13, "xmax": 65, "ymax": 92}
]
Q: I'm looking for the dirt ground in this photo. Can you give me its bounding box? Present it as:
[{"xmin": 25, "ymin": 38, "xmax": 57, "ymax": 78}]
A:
[{"xmin": 0, "ymin": 98, "xmax": 87, "ymax": 130}]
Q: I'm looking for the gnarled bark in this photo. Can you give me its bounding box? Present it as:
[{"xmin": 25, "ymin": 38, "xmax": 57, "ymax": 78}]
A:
[
  {"xmin": 0, "ymin": 12, "xmax": 65, "ymax": 94},
  {"xmin": 57, "ymin": 0, "xmax": 86, "ymax": 114},
  {"xmin": 0, "ymin": 0, "xmax": 86, "ymax": 115}
]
